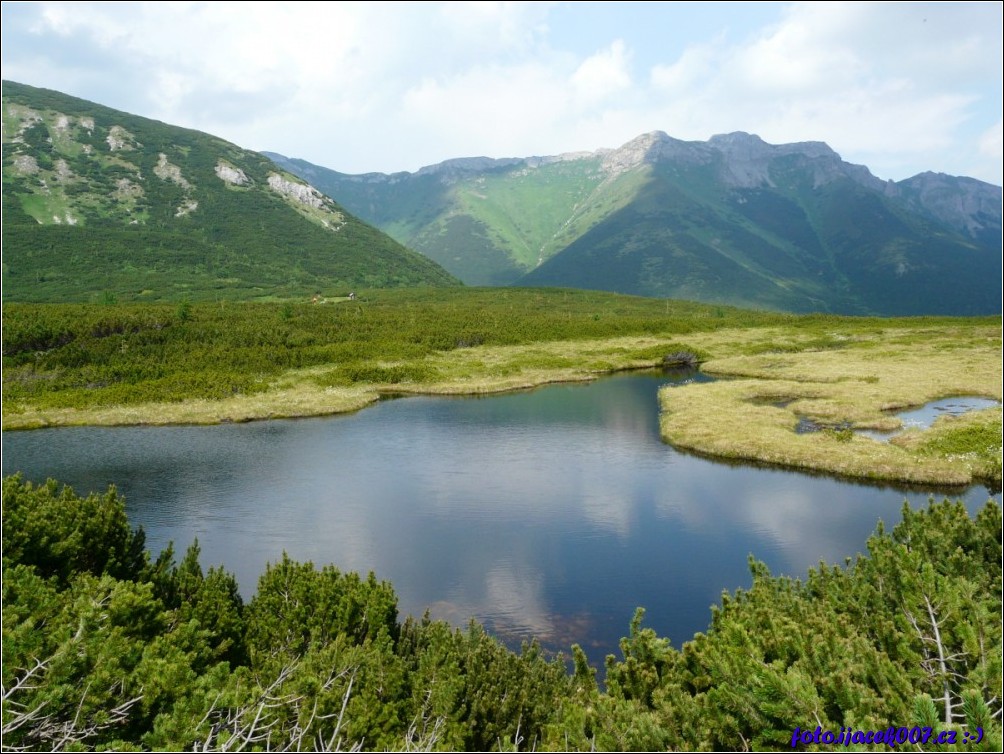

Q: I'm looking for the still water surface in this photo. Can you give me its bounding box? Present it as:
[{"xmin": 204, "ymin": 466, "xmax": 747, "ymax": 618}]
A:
[
  {"xmin": 3, "ymin": 372, "xmax": 998, "ymax": 666},
  {"xmin": 858, "ymin": 396, "xmax": 1001, "ymax": 442}
]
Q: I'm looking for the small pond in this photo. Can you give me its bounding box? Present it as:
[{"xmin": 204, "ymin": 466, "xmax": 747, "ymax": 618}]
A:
[{"xmin": 858, "ymin": 396, "xmax": 1000, "ymax": 442}]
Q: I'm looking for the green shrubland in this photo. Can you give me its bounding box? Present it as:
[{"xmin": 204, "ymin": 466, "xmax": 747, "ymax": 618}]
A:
[
  {"xmin": 4, "ymin": 289, "xmax": 990, "ymax": 413},
  {"xmin": 0, "ymin": 288, "xmax": 780, "ymax": 416}
]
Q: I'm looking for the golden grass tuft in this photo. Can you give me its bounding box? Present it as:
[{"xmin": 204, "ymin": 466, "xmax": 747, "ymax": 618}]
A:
[
  {"xmin": 659, "ymin": 325, "xmax": 1002, "ymax": 486},
  {"xmin": 2, "ymin": 384, "xmax": 379, "ymax": 429}
]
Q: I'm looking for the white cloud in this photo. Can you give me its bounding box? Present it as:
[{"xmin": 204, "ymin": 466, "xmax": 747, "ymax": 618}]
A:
[
  {"xmin": 399, "ymin": 62, "xmax": 571, "ymax": 162},
  {"xmin": 733, "ymin": 5, "xmax": 864, "ymax": 94},
  {"xmin": 650, "ymin": 38, "xmax": 721, "ymax": 92},
  {"xmin": 571, "ymin": 39, "xmax": 632, "ymax": 105},
  {"xmin": 2, "ymin": 1, "xmax": 1000, "ymax": 182},
  {"xmin": 642, "ymin": 2, "xmax": 1002, "ymax": 182},
  {"xmin": 979, "ymin": 118, "xmax": 1003, "ymax": 160},
  {"xmin": 434, "ymin": 1, "xmax": 554, "ymax": 58}
]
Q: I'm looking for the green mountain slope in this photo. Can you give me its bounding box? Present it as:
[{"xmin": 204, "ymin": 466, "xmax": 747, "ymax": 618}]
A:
[
  {"xmin": 265, "ymin": 151, "xmax": 649, "ymax": 286},
  {"xmin": 518, "ymin": 164, "xmax": 842, "ymax": 312},
  {"xmin": 522, "ymin": 134, "xmax": 1002, "ymax": 315},
  {"xmin": 1, "ymin": 81, "xmax": 459, "ymax": 302},
  {"xmin": 270, "ymin": 132, "xmax": 1001, "ymax": 315}
]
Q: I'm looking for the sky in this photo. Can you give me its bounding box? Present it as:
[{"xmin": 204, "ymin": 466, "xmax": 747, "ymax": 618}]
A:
[{"xmin": 2, "ymin": 1, "xmax": 1001, "ymax": 184}]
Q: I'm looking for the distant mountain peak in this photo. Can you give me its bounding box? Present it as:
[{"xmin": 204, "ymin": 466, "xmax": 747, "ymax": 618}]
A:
[
  {"xmin": 702, "ymin": 131, "xmax": 871, "ymax": 189},
  {"xmin": 891, "ymin": 170, "xmax": 1003, "ymax": 239},
  {"xmin": 708, "ymin": 131, "xmax": 767, "ymax": 147},
  {"xmin": 415, "ymin": 155, "xmax": 524, "ymax": 177},
  {"xmin": 595, "ymin": 131, "xmax": 867, "ymax": 189},
  {"xmin": 601, "ymin": 131, "xmax": 709, "ymax": 174}
]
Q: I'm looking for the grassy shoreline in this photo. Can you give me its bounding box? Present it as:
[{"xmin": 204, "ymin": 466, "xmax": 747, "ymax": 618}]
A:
[
  {"xmin": 659, "ymin": 325, "xmax": 1002, "ymax": 487},
  {"xmin": 1, "ymin": 334, "xmax": 679, "ymax": 429},
  {"xmin": 3, "ymin": 294, "xmax": 1000, "ymax": 487}
]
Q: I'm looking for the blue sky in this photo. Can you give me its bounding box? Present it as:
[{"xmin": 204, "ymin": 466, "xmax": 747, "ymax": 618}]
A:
[{"xmin": 2, "ymin": 1, "xmax": 1001, "ymax": 183}]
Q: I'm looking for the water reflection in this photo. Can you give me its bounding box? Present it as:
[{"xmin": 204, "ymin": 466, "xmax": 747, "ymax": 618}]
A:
[
  {"xmin": 858, "ymin": 396, "xmax": 1001, "ymax": 442},
  {"xmin": 3, "ymin": 371, "xmax": 998, "ymax": 667}
]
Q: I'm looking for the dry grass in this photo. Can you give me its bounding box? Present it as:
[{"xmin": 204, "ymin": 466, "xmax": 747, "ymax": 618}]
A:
[
  {"xmin": 659, "ymin": 325, "xmax": 1002, "ymax": 486},
  {"xmin": 3, "ymin": 383, "xmax": 379, "ymax": 429},
  {"xmin": 389, "ymin": 336, "xmax": 674, "ymax": 394}
]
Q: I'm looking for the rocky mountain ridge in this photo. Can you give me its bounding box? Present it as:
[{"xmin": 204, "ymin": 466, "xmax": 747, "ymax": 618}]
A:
[
  {"xmin": 274, "ymin": 130, "xmax": 998, "ymax": 243},
  {"xmin": 268, "ymin": 132, "xmax": 1000, "ymax": 315}
]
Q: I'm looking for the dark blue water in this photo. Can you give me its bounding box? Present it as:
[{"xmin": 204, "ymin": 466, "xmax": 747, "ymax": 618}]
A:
[{"xmin": 3, "ymin": 371, "xmax": 998, "ymax": 667}]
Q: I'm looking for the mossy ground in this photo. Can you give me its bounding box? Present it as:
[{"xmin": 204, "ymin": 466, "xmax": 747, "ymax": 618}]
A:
[{"xmin": 658, "ymin": 324, "xmax": 1002, "ymax": 486}]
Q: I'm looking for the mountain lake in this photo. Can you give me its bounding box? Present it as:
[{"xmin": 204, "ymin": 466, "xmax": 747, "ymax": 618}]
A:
[{"xmin": 3, "ymin": 370, "xmax": 999, "ymax": 668}]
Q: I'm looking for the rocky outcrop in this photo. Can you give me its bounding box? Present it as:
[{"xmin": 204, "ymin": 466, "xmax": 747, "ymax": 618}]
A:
[
  {"xmin": 662, "ymin": 351, "xmax": 702, "ymax": 368},
  {"xmin": 106, "ymin": 125, "xmax": 137, "ymax": 151},
  {"xmin": 3, "ymin": 104, "xmax": 42, "ymax": 141},
  {"xmin": 215, "ymin": 161, "xmax": 250, "ymax": 186},
  {"xmin": 706, "ymin": 131, "xmax": 884, "ymax": 191},
  {"xmin": 601, "ymin": 131, "xmax": 714, "ymax": 175},
  {"xmin": 114, "ymin": 177, "xmax": 143, "ymax": 200},
  {"xmin": 525, "ymin": 150, "xmax": 605, "ymax": 168},
  {"xmin": 155, "ymin": 153, "xmax": 191, "ymax": 188},
  {"xmin": 175, "ymin": 199, "xmax": 198, "ymax": 217},
  {"xmin": 267, "ymin": 173, "xmax": 325, "ymax": 208},
  {"xmin": 891, "ymin": 172, "xmax": 1003, "ymax": 239},
  {"xmin": 12, "ymin": 154, "xmax": 38, "ymax": 175},
  {"xmin": 54, "ymin": 159, "xmax": 73, "ymax": 182}
]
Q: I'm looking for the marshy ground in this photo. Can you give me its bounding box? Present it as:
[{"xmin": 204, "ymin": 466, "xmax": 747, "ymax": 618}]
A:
[
  {"xmin": 658, "ymin": 324, "xmax": 1001, "ymax": 486},
  {"xmin": 4, "ymin": 290, "xmax": 1000, "ymax": 486}
]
